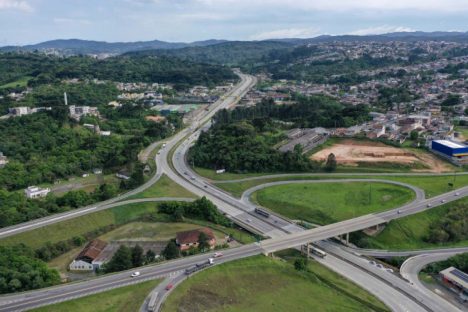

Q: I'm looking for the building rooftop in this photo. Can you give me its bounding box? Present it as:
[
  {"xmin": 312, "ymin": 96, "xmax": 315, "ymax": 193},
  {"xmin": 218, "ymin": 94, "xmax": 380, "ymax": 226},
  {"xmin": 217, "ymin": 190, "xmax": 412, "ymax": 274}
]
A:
[
  {"xmin": 76, "ymin": 239, "xmax": 107, "ymax": 262},
  {"xmin": 434, "ymin": 140, "xmax": 466, "ymax": 149},
  {"xmin": 440, "ymin": 266, "xmax": 468, "ymax": 290}
]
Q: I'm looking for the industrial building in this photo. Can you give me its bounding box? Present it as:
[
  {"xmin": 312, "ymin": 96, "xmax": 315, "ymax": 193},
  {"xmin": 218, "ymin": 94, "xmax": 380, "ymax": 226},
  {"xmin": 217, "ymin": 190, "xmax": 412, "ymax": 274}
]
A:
[
  {"xmin": 439, "ymin": 267, "xmax": 468, "ymax": 302},
  {"xmin": 431, "ymin": 140, "xmax": 468, "ymax": 166}
]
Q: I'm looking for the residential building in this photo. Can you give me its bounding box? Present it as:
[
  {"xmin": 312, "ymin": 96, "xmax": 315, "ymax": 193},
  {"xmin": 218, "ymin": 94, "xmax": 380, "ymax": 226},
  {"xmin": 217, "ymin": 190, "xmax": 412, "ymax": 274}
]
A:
[
  {"xmin": 0, "ymin": 152, "xmax": 8, "ymax": 168},
  {"xmin": 69, "ymin": 105, "xmax": 99, "ymax": 121},
  {"xmin": 24, "ymin": 186, "xmax": 50, "ymax": 199},
  {"xmin": 69, "ymin": 239, "xmax": 108, "ymax": 271},
  {"xmin": 176, "ymin": 228, "xmax": 216, "ymax": 251}
]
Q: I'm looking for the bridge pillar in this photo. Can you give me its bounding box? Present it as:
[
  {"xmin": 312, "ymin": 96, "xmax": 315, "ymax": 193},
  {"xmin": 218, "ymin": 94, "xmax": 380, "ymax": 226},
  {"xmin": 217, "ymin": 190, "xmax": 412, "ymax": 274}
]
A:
[{"xmin": 346, "ymin": 233, "xmax": 349, "ymax": 244}]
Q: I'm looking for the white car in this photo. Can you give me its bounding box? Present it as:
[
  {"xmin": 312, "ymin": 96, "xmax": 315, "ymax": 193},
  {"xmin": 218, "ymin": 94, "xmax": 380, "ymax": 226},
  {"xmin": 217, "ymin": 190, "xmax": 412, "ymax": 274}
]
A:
[
  {"xmin": 427, "ymin": 203, "xmax": 432, "ymax": 208},
  {"xmin": 441, "ymin": 199, "xmax": 446, "ymax": 203},
  {"xmin": 246, "ymin": 218, "xmax": 252, "ymax": 223},
  {"xmin": 131, "ymin": 271, "xmax": 140, "ymax": 277},
  {"xmin": 455, "ymin": 192, "xmax": 460, "ymax": 196},
  {"xmin": 213, "ymin": 252, "xmax": 223, "ymax": 258}
]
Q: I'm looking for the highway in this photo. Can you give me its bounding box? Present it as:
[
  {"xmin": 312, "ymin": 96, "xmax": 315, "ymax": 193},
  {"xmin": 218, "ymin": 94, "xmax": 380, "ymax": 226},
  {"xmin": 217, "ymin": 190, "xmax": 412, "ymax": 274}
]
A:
[
  {"xmin": 400, "ymin": 251, "xmax": 468, "ymax": 311},
  {"xmin": 0, "ymin": 71, "xmax": 467, "ymax": 311}
]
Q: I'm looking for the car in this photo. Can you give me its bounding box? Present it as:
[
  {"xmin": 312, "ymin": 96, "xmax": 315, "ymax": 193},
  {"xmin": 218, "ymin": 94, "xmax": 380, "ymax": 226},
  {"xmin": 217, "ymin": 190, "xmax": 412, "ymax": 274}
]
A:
[
  {"xmin": 165, "ymin": 284, "xmax": 173, "ymax": 291},
  {"xmin": 397, "ymin": 210, "xmax": 402, "ymax": 214},
  {"xmin": 376, "ymin": 264, "xmax": 384, "ymax": 269},
  {"xmin": 213, "ymin": 252, "xmax": 223, "ymax": 258},
  {"xmin": 427, "ymin": 203, "xmax": 432, "ymax": 207},
  {"xmin": 184, "ymin": 171, "xmax": 188, "ymax": 175},
  {"xmin": 204, "ymin": 185, "xmax": 208, "ymax": 188},
  {"xmin": 369, "ymin": 261, "xmax": 376, "ymax": 265},
  {"xmin": 246, "ymin": 218, "xmax": 252, "ymax": 223},
  {"xmin": 441, "ymin": 199, "xmax": 446, "ymax": 203},
  {"xmin": 190, "ymin": 176, "xmax": 196, "ymax": 180},
  {"xmin": 386, "ymin": 268, "xmax": 394, "ymax": 273},
  {"xmin": 131, "ymin": 271, "xmax": 140, "ymax": 277},
  {"xmin": 157, "ymin": 151, "xmax": 161, "ymax": 155},
  {"xmin": 455, "ymin": 192, "xmax": 460, "ymax": 196}
]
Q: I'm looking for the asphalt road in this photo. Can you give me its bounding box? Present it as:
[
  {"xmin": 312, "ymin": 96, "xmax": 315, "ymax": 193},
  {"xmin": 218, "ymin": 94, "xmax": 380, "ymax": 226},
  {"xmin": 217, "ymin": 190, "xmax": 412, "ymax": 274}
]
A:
[
  {"xmin": 400, "ymin": 251, "xmax": 468, "ymax": 311},
  {"xmin": 1, "ymin": 72, "xmax": 467, "ymax": 312}
]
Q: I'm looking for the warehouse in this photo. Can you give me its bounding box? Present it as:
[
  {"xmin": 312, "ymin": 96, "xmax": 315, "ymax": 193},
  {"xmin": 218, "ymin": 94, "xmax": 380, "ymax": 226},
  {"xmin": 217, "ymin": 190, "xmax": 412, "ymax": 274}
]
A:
[
  {"xmin": 431, "ymin": 140, "xmax": 468, "ymax": 166},
  {"xmin": 439, "ymin": 267, "xmax": 468, "ymax": 302}
]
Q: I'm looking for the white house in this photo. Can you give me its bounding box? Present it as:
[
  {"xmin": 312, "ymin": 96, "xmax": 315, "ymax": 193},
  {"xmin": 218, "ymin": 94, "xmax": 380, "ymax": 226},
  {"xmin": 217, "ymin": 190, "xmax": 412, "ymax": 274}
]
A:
[
  {"xmin": 24, "ymin": 186, "xmax": 50, "ymax": 199},
  {"xmin": 69, "ymin": 260, "xmax": 94, "ymax": 271},
  {"xmin": 0, "ymin": 152, "xmax": 8, "ymax": 168}
]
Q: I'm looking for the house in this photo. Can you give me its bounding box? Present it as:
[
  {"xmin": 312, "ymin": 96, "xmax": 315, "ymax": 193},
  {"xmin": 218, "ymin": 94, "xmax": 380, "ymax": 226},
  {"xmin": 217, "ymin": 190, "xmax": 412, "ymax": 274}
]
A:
[
  {"xmin": 0, "ymin": 152, "xmax": 8, "ymax": 168},
  {"xmin": 69, "ymin": 105, "xmax": 99, "ymax": 121},
  {"xmin": 24, "ymin": 186, "xmax": 50, "ymax": 199},
  {"xmin": 69, "ymin": 239, "xmax": 107, "ymax": 271},
  {"xmin": 176, "ymin": 228, "xmax": 216, "ymax": 251},
  {"xmin": 9, "ymin": 106, "xmax": 30, "ymax": 116},
  {"xmin": 116, "ymin": 170, "xmax": 131, "ymax": 180}
]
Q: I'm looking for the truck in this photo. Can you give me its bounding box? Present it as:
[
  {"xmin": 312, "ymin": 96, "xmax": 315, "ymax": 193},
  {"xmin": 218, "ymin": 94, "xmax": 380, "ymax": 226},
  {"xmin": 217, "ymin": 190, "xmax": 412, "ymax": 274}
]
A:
[
  {"xmin": 254, "ymin": 208, "xmax": 270, "ymax": 218},
  {"xmin": 147, "ymin": 291, "xmax": 159, "ymax": 312},
  {"xmin": 185, "ymin": 258, "xmax": 214, "ymax": 275}
]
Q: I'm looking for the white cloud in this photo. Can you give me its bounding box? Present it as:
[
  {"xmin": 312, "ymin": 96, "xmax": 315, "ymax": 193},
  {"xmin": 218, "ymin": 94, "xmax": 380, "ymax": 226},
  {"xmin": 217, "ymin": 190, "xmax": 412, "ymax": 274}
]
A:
[
  {"xmin": 250, "ymin": 27, "xmax": 321, "ymax": 40},
  {"xmin": 0, "ymin": 0, "xmax": 32, "ymax": 12},
  {"xmin": 194, "ymin": 0, "xmax": 468, "ymax": 13},
  {"xmin": 53, "ymin": 18, "xmax": 92, "ymax": 25},
  {"xmin": 349, "ymin": 25, "xmax": 415, "ymax": 36}
]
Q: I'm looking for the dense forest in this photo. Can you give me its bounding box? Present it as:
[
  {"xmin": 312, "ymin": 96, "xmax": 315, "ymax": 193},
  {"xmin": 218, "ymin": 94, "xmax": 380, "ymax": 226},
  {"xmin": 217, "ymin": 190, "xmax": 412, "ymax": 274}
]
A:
[
  {"xmin": 189, "ymin": 96, "xmax": 369, "ymax": 173},
  {"xmin": 215, "ymin": 96, "xmax": 371, "ymax": 128},
  {"xmin": 425, "ymin": 202, "xmax": 468, "ymax": 244},
  {"xmin": 0, "ymin": 52, "xmax": 237, "ymax": 92},
  {"xmin": 0, "ymin": 245, "xmax": 60, "ymax": 294}
]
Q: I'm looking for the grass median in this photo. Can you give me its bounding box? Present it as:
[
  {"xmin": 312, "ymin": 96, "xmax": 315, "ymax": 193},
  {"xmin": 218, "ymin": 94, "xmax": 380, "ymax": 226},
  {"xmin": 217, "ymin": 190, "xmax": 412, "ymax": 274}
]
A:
[
  {"xmin": 251, "ymin": 182, "xmax": 415, "ymax": 225},
  {"xmin": 162, "ymin": 255, "xmax": 389, "ymax": 312}
]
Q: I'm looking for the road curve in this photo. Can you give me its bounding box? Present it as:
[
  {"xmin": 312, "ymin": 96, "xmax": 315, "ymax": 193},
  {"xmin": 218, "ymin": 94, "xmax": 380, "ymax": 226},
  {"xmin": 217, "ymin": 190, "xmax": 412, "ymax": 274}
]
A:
[
  {"xmin": 400, "ymin": 251, "xmax": 467, "ymax": 312},
  {"xmin": 214, "ymin": 171, "xmax": 468, "ymax": 184}
]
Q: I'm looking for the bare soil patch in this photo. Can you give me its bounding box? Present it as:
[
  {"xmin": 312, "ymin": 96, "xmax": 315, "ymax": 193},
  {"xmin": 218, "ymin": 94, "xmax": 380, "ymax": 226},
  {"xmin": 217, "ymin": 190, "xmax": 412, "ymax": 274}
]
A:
[{"xmin": 311, "ymin": 139, "xmax": 452, "ymax": 172}]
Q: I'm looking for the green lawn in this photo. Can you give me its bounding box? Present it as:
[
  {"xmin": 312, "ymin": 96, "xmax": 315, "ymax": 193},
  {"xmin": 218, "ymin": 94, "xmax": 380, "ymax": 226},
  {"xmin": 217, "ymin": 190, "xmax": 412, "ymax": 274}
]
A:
[
  {"xmin": 358, "ymin": 197, "xmax": 468, "ymax": 250},
  {"xmin": 215, "ymin": 174, "xmax": 468, "ymax": 198},
  {"xmin": 162, "ymin": 255, "xmax": 389, "ymax": 312},
  {"xmin": 0, "ymin": 76, "xmax": 32, "ymax": 89},
  {"xmin": 31, "ymin": 279, "xmax": 161, "ymax": 312},
  {"xmin": 252, "ymin": 182, "xmax": 415, "ymax": 225},
  {"xmin": 455, "ymin": 126, "xmax": 468, "ymax": 139},
  {"xmin": 129, "ymin": 174, "xmax": 196, "ymax": 199},
  {"xmin": 0, "ymin": 202, "xmax": 158, "ymax": 249}
]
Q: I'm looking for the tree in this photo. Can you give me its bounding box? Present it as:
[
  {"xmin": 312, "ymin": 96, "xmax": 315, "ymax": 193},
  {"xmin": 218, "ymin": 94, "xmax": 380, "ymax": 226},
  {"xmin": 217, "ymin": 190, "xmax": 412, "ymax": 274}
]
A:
[
  {"xmin": 104, "ymin": 245, "xmax": 133, "ymax": 273},
  {"xmin": 161, "ymin": 240, "xmax": 180, "ymax": 260},
  {"xmin": 145, "ymin": 250, "xmax": 156, "ymax": 263},
  {"xmin": 198, "ymin": 232, "xmax": 210, "ymax": 251},
  {"xmin": 294, "ymin": 258, "xmax": 308, "ymax": 271},
  {"xmin": 324, "ymin": 153, "xmax": 337, "ymax": 172},
  {"xmin": 131, "ymin": 244, "xmax": 144, "ymax": 267},
  {"xmin": 410, "ymin": 130, "xmax": 419, "ymax": 141}
]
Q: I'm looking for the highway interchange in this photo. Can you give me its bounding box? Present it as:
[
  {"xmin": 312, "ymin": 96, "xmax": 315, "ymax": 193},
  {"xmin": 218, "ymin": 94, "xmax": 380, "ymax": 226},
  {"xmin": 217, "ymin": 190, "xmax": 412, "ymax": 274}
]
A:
[{"xmin": 0, "ymin": 72, "xmax": 467, "ymax": 312}]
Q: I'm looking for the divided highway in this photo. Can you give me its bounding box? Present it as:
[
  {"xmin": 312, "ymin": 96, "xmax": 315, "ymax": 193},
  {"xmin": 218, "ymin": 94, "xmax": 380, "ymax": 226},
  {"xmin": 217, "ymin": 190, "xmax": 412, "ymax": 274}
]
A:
[{"xmin": 1, "ymin": 72, "xmax": 467, "ymax": 312}]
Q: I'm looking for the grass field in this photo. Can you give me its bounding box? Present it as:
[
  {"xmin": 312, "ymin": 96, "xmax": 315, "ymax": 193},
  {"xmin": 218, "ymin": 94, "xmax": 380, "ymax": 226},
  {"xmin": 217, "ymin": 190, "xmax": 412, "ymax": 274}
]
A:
[
  {"xmin": 32, "ymin": 279, "xmax": 161, "ymax": 312},
  {"xmin": 0, "ymin": 202, "xmax": 158, "ymax": 249},
  {"xmin": 0, "ymin": 76, "xmax": 32, "ymax": 89},
  {"xmin": 162, "ymin": 255, "xmax": 389, "ymax": 312},
  {"xmin": 252, "ymin": 182, "xmax": 415, "ymax": 225},
  {"xmin": 215, "ymin": 174, "xmax": 468, "ymax": 198},
  {"xmin": 358, "ymin": 197, "xmax": 468, "ymax": 250},
  {"xmin": 129, "ymin": 174, "xmax": 196, "ymax": 199}
]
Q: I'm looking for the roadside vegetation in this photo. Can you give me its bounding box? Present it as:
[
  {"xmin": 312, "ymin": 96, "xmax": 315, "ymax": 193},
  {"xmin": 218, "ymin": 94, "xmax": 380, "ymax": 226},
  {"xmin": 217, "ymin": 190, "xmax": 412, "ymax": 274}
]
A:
[
  {"xmin": 128, "ymin": 174, "xmax": 196, "ymax": 199},
  {"xmin": 31, "ymin": 279, "xmax": 161, "ymax": 312},
  {"xmin": 252, "ymin": 182, "xmax": 415, "ymax": 225},
  {"xmin": 352, "ymin": 197, "xmax": 468, "ymax": 250},
  {"xmin": 211, "ymin": 174, "xmax": 468, "ymax": 198},
  {"xmin": 162, "ymin": 255, "xmax": 389, "ymax": 312}
]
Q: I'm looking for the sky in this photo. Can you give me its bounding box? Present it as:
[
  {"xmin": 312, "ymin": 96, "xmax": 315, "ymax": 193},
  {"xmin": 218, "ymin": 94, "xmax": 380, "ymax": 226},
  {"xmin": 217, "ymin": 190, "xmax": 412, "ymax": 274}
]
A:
[{"xmin": 1, "ymin": 0, "xmax": 467, "ymax": 45}]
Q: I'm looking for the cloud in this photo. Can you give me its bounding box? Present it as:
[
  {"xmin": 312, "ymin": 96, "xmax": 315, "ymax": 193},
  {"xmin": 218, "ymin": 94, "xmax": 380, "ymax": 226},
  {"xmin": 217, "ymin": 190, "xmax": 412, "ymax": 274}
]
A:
[
  {"xmin": 250, "ymin": 27, "xmax": 321, "ymax": 40},
  {"xmin": 0, "ymin": 0, "xmax": 32, "ymax": 12},
  {"xmin": 349, "ymin": 25, "xmax": 416, "ymax": 36},
  {"xmin": 53, "ymin": 18, "xmax": 92, "ymax": 25},
  {"xmin": 193, "ymin": 0, "xmax": 468, "ymax": 13}
]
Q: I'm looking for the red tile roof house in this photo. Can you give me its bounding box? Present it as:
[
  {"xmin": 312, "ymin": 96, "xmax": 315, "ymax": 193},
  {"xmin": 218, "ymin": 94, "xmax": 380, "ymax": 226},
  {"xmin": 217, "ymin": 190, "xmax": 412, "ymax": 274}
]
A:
[
  {"xmin": 175, "ymin": 228, "xmax": 216, "ymax": 251},
  {"xmin": 69, "ymin": 239, "xmax": 108, "ymax": 271}
]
